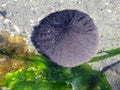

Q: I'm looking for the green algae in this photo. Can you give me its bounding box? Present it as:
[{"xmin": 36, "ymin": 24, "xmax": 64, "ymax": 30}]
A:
[
  {"xmin": 0, "ymin": 31, "xmax": 119, "ymax": 90},
  {"xmin": 1, "ymin": 54, "xmax": 112, "ymax": 90},
  {"xmin": 90, "ymin": 48, "xmax": 120, "ymax": 62}
]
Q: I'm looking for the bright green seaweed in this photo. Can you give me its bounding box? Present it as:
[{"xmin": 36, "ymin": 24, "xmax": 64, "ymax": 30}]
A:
[
  {"xmin": 90, "ymin": 48, "xmax": 120, "ymax": 62},
  {"xmin": 1, "ymin": 47, "xmax": 120, "ymax": 90},
  {"xmin": 1, "ymin": 54, "xmax": 112, "ymax": 90}
]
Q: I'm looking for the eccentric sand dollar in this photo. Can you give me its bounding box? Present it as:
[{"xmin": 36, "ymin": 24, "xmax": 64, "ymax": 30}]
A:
[{"xmin": 31, "ymin": 9, "xmax": 99, "ymax": 67}]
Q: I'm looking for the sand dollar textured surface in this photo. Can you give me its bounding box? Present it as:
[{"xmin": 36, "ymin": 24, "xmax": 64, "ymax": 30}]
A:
[{"xmin": 31, "ymin": 10, "xmax": 99, "ymax": 67}]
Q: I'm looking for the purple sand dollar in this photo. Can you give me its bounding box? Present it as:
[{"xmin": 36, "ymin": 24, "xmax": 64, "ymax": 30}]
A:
[{"xmin": 31, "ymin": 9, "xmax": 99, "ymax": 67}]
